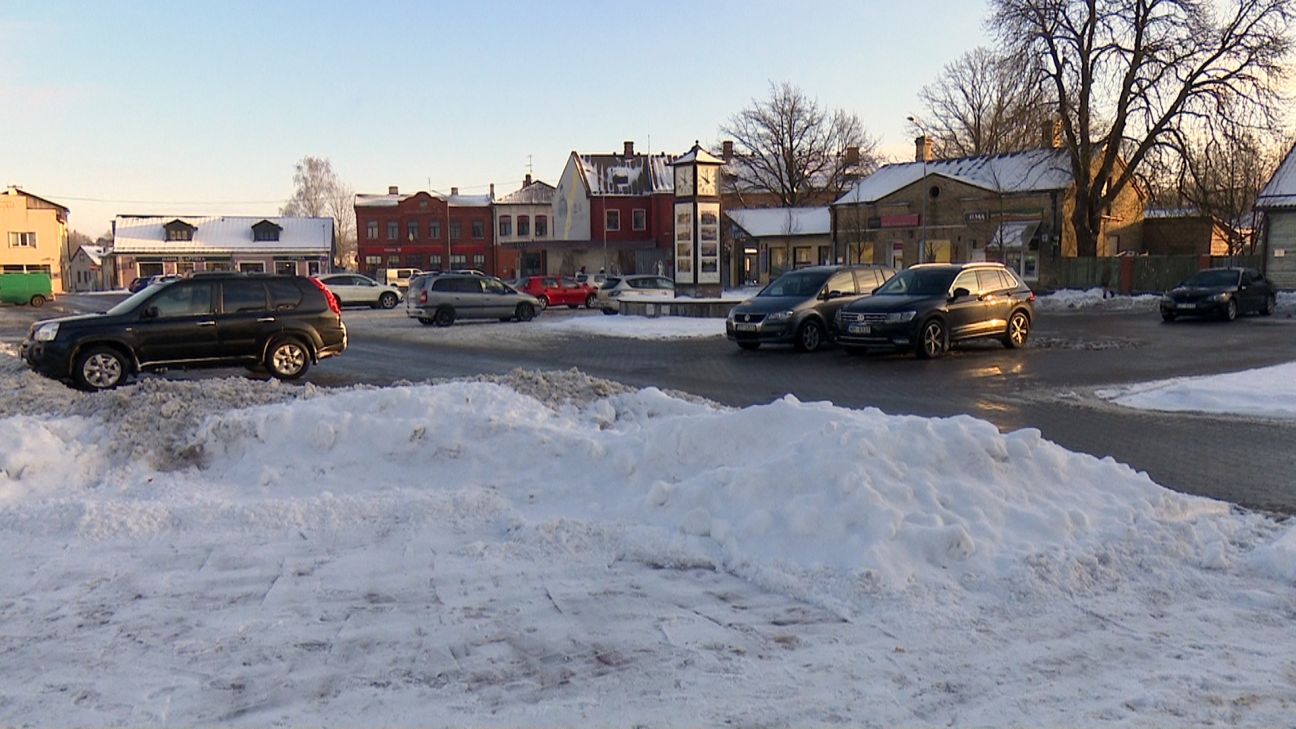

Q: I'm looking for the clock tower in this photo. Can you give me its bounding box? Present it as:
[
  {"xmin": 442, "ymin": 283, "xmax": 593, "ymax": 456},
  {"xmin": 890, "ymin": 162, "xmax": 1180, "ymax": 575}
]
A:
[{"xmin": 669, "ymin": 141, "xmax": 724, "ymax": 295}]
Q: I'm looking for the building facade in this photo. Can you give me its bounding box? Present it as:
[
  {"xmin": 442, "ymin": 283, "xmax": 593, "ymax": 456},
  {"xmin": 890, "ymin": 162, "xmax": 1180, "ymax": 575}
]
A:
[
  {"xmin": 68, "ymin": 244, "xmax": 106, "ymax": 292},
  {"xmin": 107, "ymin": 215, "xmax": 333, "ymax": 288},
  {"xmin": 494, "ymin": 175, "xmax": 555, "ymax": 277},
  {"xmin": 1, "ymin": 186, "xmax": 69, "ymax": 293},
  {"xmin": 1142, "ymin": 209, "xmax": 1232, "ymax": 257},
  {"xmin": 725, "ymin": 208, "xmax": 833, "ymax": 285},
  {"xmin": 354, "ymin": 186, "xmax": 503, "ymax": 279},
  {"xmin": 1256, "ymin": 144, "xmax": 1296, "ymax": 288}
]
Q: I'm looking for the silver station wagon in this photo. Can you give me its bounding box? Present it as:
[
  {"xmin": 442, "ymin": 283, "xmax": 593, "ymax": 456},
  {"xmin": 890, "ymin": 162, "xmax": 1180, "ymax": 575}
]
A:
[{"xmin": 405, "ymin": 273, "xmax": 543, "ymax": 326}]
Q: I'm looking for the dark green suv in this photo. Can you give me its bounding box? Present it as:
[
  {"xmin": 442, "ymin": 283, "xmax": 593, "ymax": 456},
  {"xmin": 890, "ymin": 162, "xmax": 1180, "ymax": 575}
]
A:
[{"xmin": 21, "ymin": 273, "xmax": 347, "ymax": 390}]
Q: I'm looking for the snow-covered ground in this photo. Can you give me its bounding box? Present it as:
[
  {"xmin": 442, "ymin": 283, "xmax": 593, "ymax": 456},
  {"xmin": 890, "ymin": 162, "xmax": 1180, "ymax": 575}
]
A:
[
  {"xmin": 1035, "ymin": 288, "xmax": 1162, "ymax": 313},
  {"xmin": 539, "ymin": 314, "xmax": 724, "ymax": 340},
  {"xmin": 1097, "ymin": 361, "xmax": 1296, "ymax": 420},
  {"xmin": 351, "ymin": 308, "xmax": 726, "ymax": 342},
  {"xmin": 1, "ymin": 349, "xmax": 1295, "ymax": 726}
]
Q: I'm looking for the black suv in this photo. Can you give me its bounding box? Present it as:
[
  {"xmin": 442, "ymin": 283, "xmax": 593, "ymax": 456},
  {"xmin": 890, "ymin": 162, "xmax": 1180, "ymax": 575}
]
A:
[
  {"xmin": 726, "ymin": 264, "xmax": 896, "ymax": 352},
  {"xmin": 21, "ymin": 273, "xmax": 347, "ymax": 390},
  {"xmin": 834, "ymin": 262, "xmax": 1035, "ymax": 358}
]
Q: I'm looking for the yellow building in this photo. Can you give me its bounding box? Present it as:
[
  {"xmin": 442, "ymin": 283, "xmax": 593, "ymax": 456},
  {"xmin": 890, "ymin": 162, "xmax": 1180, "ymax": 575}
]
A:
[{"xmin": 1, "ymin": 186, "xmax": 69, "ymax": 293}]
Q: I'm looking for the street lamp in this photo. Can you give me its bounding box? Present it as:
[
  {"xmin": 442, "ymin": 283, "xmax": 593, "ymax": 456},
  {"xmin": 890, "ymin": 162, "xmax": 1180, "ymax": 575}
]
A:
[{"xmin": 908, "ymin": 115, "xmax": 929, "ymax": 265}]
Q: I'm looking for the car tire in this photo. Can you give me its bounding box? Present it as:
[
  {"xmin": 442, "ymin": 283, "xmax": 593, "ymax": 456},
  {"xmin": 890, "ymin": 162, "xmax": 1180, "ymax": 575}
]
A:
[
  {"xmin": 1223, "ymin": 299, "xmax": 1238, "ymax": 322},
  {"xmin": 433, "ymin": 307, "xmax": 456, "ymax": 327},
  {"xmin": 378, "ymin": 292, "xmax": 399, "ymax": 309},
  {"xmin": 1262, "ymin": 295, "xmax": 1275, "ymax": 316},
  {"xmin": 737, "ymin": 341, "xmax": 760, "ymax": 351},
  {"xmin": 1161, "ymin": 311, "xmax": 1176, "ymax": 322},
  {"xmin": 29, "ymin": 294, "xmax": 46, "ymax": 307},
  {"xmin": 585, "ymin": 294, "xmax": 597, "ymax": 309},
  {"xmin": 265, "ymin": 338, "xmax": 311, "ymax": 380},
  {"xmin": 1002, "ymin": 310, "xmax": 1030, "ymax": 349},
  {"xmin": 916, "ymin": 318, "xmax": 947, "ymax": 359},
  {"xmin": 515, "ymin": 303, "xmax": 535, "ymax": 322},
  {"xmin": 418, "ymin": 316, "xmax": 434, "ymax": 326},
  {"xmin": 73, "ymin": 345, "xmax": 128, "ymax": 391},
  {"xmin": 794, "ymin": 319, "xmax": 823, "ymax": 353},
  {"xmin": 537, "ymin": 295, "xmax": 549, "ymax": 310}
]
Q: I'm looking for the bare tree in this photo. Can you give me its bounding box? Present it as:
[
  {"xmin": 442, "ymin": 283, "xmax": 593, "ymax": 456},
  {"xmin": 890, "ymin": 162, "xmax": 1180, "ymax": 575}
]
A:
[
  {"xmin": 721, "ymin": 82, "xmax": 881, "ymax": 207},
  {"xmin": 913, "ymin": 46, "xmax": 1053, "ymax": 158},
  {"xmin": 991, "ymin": 0, "xmax": 1294, "ymax": 257},
  {"xmin": 281, "ymin": 156, "xmax": 357, "ymax": 268}
]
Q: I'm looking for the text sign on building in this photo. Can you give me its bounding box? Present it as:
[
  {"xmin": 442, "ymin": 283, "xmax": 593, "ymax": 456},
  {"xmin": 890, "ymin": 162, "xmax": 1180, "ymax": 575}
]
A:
[{"xmin": 880, "ymin": 214, "xmax": 921, "ymax": 228}]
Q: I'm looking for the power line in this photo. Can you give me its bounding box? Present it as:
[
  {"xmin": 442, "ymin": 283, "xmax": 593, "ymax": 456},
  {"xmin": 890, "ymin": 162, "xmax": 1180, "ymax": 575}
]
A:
[{"xmin": 41, "ymin": 194, "xmax": 292, "ymax": 205}]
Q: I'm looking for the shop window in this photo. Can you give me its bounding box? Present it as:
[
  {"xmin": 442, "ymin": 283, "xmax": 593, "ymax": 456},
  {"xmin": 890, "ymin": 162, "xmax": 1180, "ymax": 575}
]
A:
[
  {"xmin": 138, "ymin": 262, "xmax": 164, "ymax": 278},
  {"xmin": 238, "ymin": 261, "xmax": 265, "ymax": 273},
  {"xmin": 473, "ymin": 254, "xmax": 485, "ymax": 267},
  {"xmin": 535, "ymin": 215, "xmax": 547, "ymax": 237},
  {"xmin": 275, "ymin": 261, "xmax": 296, "ymax": 275}
]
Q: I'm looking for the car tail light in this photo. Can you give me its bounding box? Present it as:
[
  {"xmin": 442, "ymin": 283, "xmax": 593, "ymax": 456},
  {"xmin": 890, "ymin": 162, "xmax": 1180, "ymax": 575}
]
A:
[
  {"xmin": 1028, "ymin": 292, "xmax": 1036, "ymax": 302},
  {"xmin": 308, "ymin": 277, "xmax": 341, "ymax": 316},
  {"xmin": 418, "ymin": 290, "xmax": 428, "ymax": 305}
]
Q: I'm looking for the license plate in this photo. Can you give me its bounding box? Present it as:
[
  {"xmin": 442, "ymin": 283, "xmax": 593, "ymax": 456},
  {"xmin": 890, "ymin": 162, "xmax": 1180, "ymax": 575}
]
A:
[
  {"xmin": 848, "ymin": 324, "xmax": 871, "ymax": 335},
  {"xmin": 1177, "ymin": 303, "xmax": 1197, "ymax": 309},
  {"xmin": 735, "ymin": 323, "xmax": 757, "ymax": 332}
]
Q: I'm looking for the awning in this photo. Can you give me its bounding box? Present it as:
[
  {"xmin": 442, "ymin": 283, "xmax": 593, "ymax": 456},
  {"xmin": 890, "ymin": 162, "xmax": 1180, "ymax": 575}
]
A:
[{"xmin": 988, "ymin": 221, "xmax": 1041, "ymax": 249}]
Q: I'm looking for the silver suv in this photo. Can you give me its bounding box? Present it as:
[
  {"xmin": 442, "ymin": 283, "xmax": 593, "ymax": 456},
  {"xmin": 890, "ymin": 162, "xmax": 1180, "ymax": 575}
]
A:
[{"xmin": 405, "ymin": 273, "xmax": 542, "ymax": 326}]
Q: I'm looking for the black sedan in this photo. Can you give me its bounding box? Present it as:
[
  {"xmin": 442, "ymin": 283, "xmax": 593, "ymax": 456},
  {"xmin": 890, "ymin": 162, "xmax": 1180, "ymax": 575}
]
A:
[{"xmin": 1160, "ymin": 268, "xmax": 1276, "ymax": 322}]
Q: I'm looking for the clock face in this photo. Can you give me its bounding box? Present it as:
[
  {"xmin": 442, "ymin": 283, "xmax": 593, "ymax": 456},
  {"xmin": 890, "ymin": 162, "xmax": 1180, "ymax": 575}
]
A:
[
  {"xmin": 674, "ymin": 166, "xmax": 694, "ymax": 197},
  {"xmin": 697, "ymin": 166, "xmax": 717, "ymax": 196}
]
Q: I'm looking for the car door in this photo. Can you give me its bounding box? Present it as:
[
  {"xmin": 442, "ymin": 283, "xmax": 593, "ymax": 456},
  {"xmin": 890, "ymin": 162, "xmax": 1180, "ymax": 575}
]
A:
[
  {"xmin": 133, "ymin": 281, "xmax": 219, "ymax": 364},
  {"xmin": 320, "ymin": 275, "xmax": 358, "ymax": 306},
  {"xmin": 1240, "ymin": 269, "xmax": 1265, "ymax": 311},
  {"xmin": 481, "ymin": 277, "xmax": 513, "ymax": 316},
  {"xmin": 457, "ymin": 276, "xmax": 488, "ymax": 318},
  {"xmin": 976, "ymin": 270, "xmax": 1014, "ymax": 334},
  {"xmin": 945, "ymin": 270, "xmax": 986, "ymax": 339},
  {"xmin": 216, "ymin": 279, "xmax": 272, "ymax": 360},
  {"xmin": 818, "ymin": 270, "xmax": 859, "ymax": 320}
]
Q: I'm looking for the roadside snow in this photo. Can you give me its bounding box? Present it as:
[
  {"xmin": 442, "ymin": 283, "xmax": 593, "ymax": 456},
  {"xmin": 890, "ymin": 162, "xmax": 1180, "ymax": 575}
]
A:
[
  {"xmin": 1097, "ymin": 361, "xmax": 1296, "ymax": 420},
  {"xmin": 1, "ymin": 357, "xmax": 1295, "ymax": 725},
  {"xmin": 539, "ymin": 314, "xmax": 725, "ymax": 339},
  {"xmin": 1036, "ymin": 288, "xmax": 1161, "ymax": 312}
]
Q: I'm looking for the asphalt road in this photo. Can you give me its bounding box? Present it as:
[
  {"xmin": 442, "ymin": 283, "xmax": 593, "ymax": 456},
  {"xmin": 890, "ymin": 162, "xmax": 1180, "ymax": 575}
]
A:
[{"xmin": 10, "ymin": 296, "xmax": 1296, "ymax": 514}]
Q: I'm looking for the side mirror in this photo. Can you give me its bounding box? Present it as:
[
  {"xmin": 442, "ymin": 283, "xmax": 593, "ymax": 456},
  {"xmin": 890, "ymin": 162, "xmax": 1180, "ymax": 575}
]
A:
[
  {"xmin": 951, "ymin": 287, "xmax": 971, "ymax": 300},
  {"xmin": 141, "ymin": 305, "xmax": 159, "ymax": 320}
]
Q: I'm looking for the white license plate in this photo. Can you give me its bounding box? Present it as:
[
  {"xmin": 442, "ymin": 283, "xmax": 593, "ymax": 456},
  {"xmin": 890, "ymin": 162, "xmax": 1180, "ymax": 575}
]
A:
[
  {"xmin": 1177, "ymin": 303, "xmax": 1197, "ymax": 309},
  {"xmin": 735, "ymin": 323, "xmax": 757, "ymax": 332},
  {"xmin": 848, "ymin": 324, "xmax": 871, "ymax": 335}
]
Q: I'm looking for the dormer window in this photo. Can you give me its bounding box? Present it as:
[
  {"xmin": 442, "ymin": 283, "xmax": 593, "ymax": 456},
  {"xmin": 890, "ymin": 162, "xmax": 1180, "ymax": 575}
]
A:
[
  {"xmin": 252, "ymin": 220, "xmax": 282, "ymax": 242},
  {"xmin": 164, "ymin": 219, "xmax": 196, "ymax": 242}
]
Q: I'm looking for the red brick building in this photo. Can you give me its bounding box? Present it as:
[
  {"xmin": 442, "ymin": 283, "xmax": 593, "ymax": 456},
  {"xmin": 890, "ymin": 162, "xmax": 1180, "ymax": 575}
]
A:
[{"xmin": 355, "ymin": 186, "xmax": 511, "ymax": 278}]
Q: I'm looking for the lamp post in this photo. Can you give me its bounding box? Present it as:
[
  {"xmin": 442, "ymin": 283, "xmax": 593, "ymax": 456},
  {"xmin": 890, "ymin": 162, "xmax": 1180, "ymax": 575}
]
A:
[{"xmin": 907, "ymin": 116, "xmax": 929, "ymax": 265}]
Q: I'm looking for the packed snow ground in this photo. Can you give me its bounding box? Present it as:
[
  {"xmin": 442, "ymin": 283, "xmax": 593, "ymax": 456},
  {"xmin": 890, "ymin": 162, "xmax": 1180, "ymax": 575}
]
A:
[
  {"xmin": 1097, "ymin": 361, "xmax": 1296, "ymax": 420},
  {"xmin": 1038, "ymin": 288, "xmax": 1296, "ymax": 316},
  {"xmin": 1, "ymin": 350, "xmax": 1295, "ymax": 726}
]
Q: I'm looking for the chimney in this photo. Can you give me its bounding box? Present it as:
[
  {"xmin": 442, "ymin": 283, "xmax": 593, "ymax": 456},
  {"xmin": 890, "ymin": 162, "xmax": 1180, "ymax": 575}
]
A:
[
  {"xmin": 388, "ymin": 185, "xmax": 399, "ymax": 195},
  {"xmin": 1042, "ymin": 119, "xmax": 1062, "ymax": 149},
  {"xmin": 722, "ymin": 140, "xmax": 734, "ymax": 160},
  {"xmin": 914, "ymin": 136, "xmax": 933, "ymax": 163},
  {"xmin": 845, "ymin": 146, "xmax": 860, "ymax": 166},
  {"xmin": 623, "ymin": 140, "xmax": 635, "ymax": 158},
  {"xmin": 489, "ymin": 183, "xmax": 495, "ymax": 199},
  {"xmin": 524, "ymin": 173, "xmax": 532, "ymax": 186}
]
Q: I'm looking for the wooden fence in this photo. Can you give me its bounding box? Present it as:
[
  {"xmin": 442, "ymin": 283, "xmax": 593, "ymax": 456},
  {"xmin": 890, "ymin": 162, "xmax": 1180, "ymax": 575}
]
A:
[{"xmin": 1046, "ymin": 255, "xmax": 1264, "ymax": 293}]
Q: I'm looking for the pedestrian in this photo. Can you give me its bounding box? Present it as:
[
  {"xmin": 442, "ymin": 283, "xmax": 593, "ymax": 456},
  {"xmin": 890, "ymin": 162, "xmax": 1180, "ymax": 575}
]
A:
[{"xmin": 579, "ymin": 265, "xmax": 586, "ymax": 275}]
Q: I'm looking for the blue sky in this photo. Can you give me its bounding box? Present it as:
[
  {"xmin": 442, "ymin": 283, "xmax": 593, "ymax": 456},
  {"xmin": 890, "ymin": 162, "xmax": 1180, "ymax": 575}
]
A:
[{"xmin": 2, "ymin": 0, "xmax": 992, "ymax": 235}]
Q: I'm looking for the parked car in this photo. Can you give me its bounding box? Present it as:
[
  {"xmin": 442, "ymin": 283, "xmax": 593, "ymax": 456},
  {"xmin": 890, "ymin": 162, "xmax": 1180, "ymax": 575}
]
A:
[
  {"xmin": 127, "ymin": 274, "xmax": 180, "ymax": 293},
  {"xmin": 595, "ymin": 275, "xmax": 675, "ymax": 314},
  {"xmin": 381, "ymin": 267, "xmax": 423, "ymax": 290},
  {"xmin": 575, "ymin": 272, "xmax": 608, "ymax": 289},
  {"xmin": 449, "ymin": 268, "xmax": 487, "ymax": 277},
  {"xmin": 833, "ymin": 262, "xmax": 1036, "ymax": 358},
  {"xmin": 515, "ymin": 275, "xmax": 598, "ymax": 309},
  {"xmin": 0, "ymin": 272, "xmax": 54, "ymax": 307},
  {"xmin": 20, "ymin": 273, "xmax": 346, "ymax": 390},
  {"xmin": 405, "ymin": 273, "xmax": 541, "ymax": 326},
  {"xmin": 1160, "ymin": 267, "xmax": 1276, "ymax": 322},
  {"xmin": 726, "ymin": 265, "xmax": 896, "ymax": 352},
  {"xmin": 315, "ymin": 273, "xmax": 403, "ymax": 309}
]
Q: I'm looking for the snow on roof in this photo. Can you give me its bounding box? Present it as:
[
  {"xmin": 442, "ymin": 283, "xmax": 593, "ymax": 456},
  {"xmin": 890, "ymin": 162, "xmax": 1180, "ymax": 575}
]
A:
[
  {"xmin": 355, "ymin": 190, "xmax": 491, "ymax": 208},
  {"xmin": 77, "ymin": 244, "xmax": 106, "ymax": 265},
  {"xmin": 496, "ymin": 180, "xmax": 555, "ymax": 205},
  {"xmin": 1257, "ymin": 143, "xmax": 1296, "ymax": 209},
  {"xmin": 834, "ymin": 148, "xmax": 1074, "ymax": 206},
  {"xmin": 1144, "ymin": 207, "xmax": 1205, "ymax": 219},
  {"xmin": 354, "ymin": 192, "xmax": 412, "ymax": 208},
  {"xmin": 578, "ymin": 153, "xmax": 676, "ymax": 196},
  {"xmin": 671, "ymin": 145, "xmax": 724, "ymax": 166},
  {"xmin": 726, "ymin": 207, "xmax": 831, "ymax": 238},
  {"xmin": 111, "ymin": 215, "xmax": 333, "ymax": 255},
  {"xmin": 448, "ymin": 194, "xmax": 491, "ymax": 207}
]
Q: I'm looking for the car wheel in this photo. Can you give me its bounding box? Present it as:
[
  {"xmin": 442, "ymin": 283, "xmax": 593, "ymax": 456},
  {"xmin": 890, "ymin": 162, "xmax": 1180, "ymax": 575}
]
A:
[
  {"xmin": 737, "ymin": 341, "xmax": 760, "ymax": 351},
  {"xmin": 1223, "ymin": 298, "xmax": 1238, "ymax": 322},
  {"xmin": 29, "ymin": 294, "xmax": 46, "ymax": 307},
  {"xmin": 916, "ymin": 319, "xmax": 947, "ymax": 359},
  {"xmin": 265, "ymin": 338, "xmax": 311, "ymax": 380},
  {"xmin": 433, "ymin": 307, "xmax": 456, "ymax": 327},
  {"xmin": 795, "ymin": 319, "xmax": 823, "ymax": 352},
  {"xmin": 515, "ymin": 303, "xmax": 535, "ymax": 322},
  {"xmin": 1262, "ymin": 295, "xmax": 1276, "ymax": 316},
  {"xmin": 1002, "ymin": 311, "xmax": 1030, "ymax": 348},
  {"xmin": 418, "ymin": 316, "xmax": 434, "ymax": 326},
  {"xmin": 1161, "ymin": 311, "xmax": 1176, "ymax": 322},
  {"xmin": 378, "ymin": 292, "xmax": 399, "ymax": 309},
  {"xmin": 537, "ymin": 295, "xmax": 549, "ymax": 310},
  {"xmin": 74, "ymin": 346, "xmax": 128, "ymax": 391},
  {"xmin": 585, "ymin": 294, "xmax": 597, "ymax": 309}
]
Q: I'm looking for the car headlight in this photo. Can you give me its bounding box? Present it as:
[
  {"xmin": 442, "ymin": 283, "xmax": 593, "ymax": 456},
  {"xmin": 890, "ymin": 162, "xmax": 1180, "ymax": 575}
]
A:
[
  {"xmin": 766, "ymin": 310, "xmax": 795, "ymax": 322},
  {"xmin": 885, "ymin": 311, "xmax": 918, "ymax": 323},
  {"xmin": 34, "ymin": 322, "xmax": 60, "ymax": 342},
  {"xmin": 1211, "ymin": 292, "xmax": 1230, "ymax": 302}
]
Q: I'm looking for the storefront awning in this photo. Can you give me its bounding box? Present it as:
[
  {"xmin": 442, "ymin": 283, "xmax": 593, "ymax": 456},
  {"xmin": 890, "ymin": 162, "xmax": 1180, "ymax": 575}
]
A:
[{"xmin": 988, "ymin": 221, "xmax": 1041, "ymax": 249}]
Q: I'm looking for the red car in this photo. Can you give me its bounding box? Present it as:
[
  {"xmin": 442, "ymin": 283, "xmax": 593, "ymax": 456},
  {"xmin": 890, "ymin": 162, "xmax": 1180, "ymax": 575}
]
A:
[{"xmin": 515, "ymin": 276, "xmax": 597, "ymax": 309}]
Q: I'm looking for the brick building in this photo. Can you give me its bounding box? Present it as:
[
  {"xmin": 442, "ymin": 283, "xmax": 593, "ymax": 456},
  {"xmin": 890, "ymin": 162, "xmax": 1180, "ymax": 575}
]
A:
[{"xmin": 354, "ymin": 186, "xmax": 504, "ymax": 278}]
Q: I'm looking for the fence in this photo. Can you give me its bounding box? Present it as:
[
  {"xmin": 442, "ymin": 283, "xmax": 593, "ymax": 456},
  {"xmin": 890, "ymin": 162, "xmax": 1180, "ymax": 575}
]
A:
[{"xmin": 1047, "ymin": 254, "xmax": 1263, "ymax": 293}]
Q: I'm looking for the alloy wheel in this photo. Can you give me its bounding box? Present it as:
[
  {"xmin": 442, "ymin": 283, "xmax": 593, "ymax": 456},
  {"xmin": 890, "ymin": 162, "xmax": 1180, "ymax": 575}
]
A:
[
  {"xmin": 270, "ymin": 342, "xmax": 307, "ymax": 376},
  {"xmin": 1008, "ymin": 313, "xmax": 1029, "ymax": 347},
  {"xmin": 82, "ymin": 353, "xmax": 123, "ymax": 389},
  {"xmin": 920, "ymin": 320, "xmax": 945, "ymax": 358}
]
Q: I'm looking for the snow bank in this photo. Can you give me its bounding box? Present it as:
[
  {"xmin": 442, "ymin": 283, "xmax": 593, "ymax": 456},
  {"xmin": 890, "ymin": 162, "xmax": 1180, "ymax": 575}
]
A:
[
  {"xmin": 538, "ymin": 314, "xmax": 725, "ymax": 340},
  {"xmin": 1035, "ymin": 288, "xmax": 1161, "ymax": 312},
  {"xmin": 1097, "ymin": 361, "xmax": 1296, "ymax": 420}
]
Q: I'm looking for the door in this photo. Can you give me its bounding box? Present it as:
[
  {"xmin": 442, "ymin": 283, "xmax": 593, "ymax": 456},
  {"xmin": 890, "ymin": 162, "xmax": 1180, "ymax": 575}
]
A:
[
  {"xmin": 480, "ymin": 277, "xmax": 513, "ymax": 317},
  {"xmin": 217, "ymin": 279, "xmax": 272, "ymax": 360},
  {"xmin": 945, "ymin": 270, "xmax": 986, "ymax": 339},
  {"xmin": 133, "ymin": 281, "xmax": 219, "ymax": 364},
  {"xmin": 456, "ymin": 277, "xmax": 489, "ymax": 318},
  {"xmin": 976, "ymin": 269, "xmax": 1014, "ymax": 334},
  {"xmin": 818, "ymin": 270, "xmax": 860, "ymax": 321},
  {"xmin": 1240, "ymin": 269, "xmax": 1265, "ymax": 311}
]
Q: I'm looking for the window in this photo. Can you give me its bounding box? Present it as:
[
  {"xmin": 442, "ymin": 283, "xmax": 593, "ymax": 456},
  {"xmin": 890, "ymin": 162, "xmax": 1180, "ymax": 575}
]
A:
[
  {"xmin": 407, "ymin": 221, "xmax": 419, "ymax": 240},
  {"xmin": 429, "ymin": 221, "xmax": 441, "ymax": 239},
  {"xmin": 605, "ymin": 209, "xmax": 620, "ymax": 231},
  {"xmin": 472, "ymin": 220, "xmax": 484, "ymax": 239},
  {"xmin": 8, "ymin": 232, "xmax": 36, "ymax": 247},
  {"xmin": 266, "ymin": 279, "xmax": 303, "ymax": 310},
  {"xmin": 473, "ymin": 254, "xmax": 485, "ymax": 267},
  {"xmin": 364, "ymin": 255, "xmax": 382, "ymax": 265},
  {"xmin": 387, "ymin": 222, "xmax": 399, "ymax": 240},
  {"xmin": 150, "ymin": 282, "xmax": 213, "ymax": 318},
  {"xmin": 275, "ymin": 261, "xmax": 296, "ymax": 275},
  {"xmin": 165, "ymin": 224, "xmax": 194, "ymax": 242},
  {"xmin": 450, "ymin": 221, "xmax": 462, "ymax": 240},
  {"xmin": 483, "ymin": 278, "xmax": 507, "ymax": 295},
  {"xmin": 517, "ymin": 216, "xmax": 530, "ymax": 236},
  {"xmin": 429, "ymin": 254, "xmax": 442, "ymax": 268},
  {"xmin": 825, "ymin": 272, "xmax": 856, "ymax": 295},
  {"xmin": 387, "ymin": 255, "xmax": 399, "ymax": 265},
  {"xmin": 367, "ymin": 221, "xmax": 378, "ymax": 240},
  {"xmin": 253, "ymin": 222, "xmax": 281, "ymax": 242},
  {"xmin": 138, "ymin": 262, "xmax": 164, "ymax": 278},
  {"xmin": 535, "ymin": 215, "xmax": 547, "ymax": 237},
  {"xmin": 976, "ymin": 269, "xmax": 1005, "ymax": 293},
  {"xmin": 221, "ymin": 280, "xmax": 268, "ymax": 313},
  {"xmin": 176, "ymin": 262, "xmax": 195, "ymax": 275},
  {"xmin": 450, "ymin": 254, "xmax": 467, "ymax": 266},
  {"xmin": 499, "ymin": 215, "xmax": 512, "ymax": 237},
  {"xmin": 818, "ymin": 246, "xmax": 831, "ymax": 265},
  {"xmin": 238, "ymin": 261, "xmax": 265, "ymax": 273},
  {"xmin": 307, "ymin": 261, "xmax": 321, "ymax": 276},
  {"xmin": 405, "ymin": 254, "xmax": 421, "ymax": 267},
  {"xmin": 951, "ymin": 271, "xmax": 980, "ymax": 296},
  {"xmin": 794, "ymin": 246, "xmax": 813, "ymax": 267},
  {"xmin": 632, "ymin": 209, "xmax": 646, "ymax": 231}
]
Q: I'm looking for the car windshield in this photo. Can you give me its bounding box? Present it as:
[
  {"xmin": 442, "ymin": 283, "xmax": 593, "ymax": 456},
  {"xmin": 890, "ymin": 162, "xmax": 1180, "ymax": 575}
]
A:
[
  {"xmin": 758, "ymin": 271, "xmax": 830, "ymax": 298},
  {"xmin": 873, "ymin": 268, "xmax": 960, "ymax": 296},
  {"xmin": 105, "ymin": 283, "xmax": 167, "ymax": 315},
  {"xmin": 1180, "ymin": 269, "xmax": 1240, "ymax": 288}
]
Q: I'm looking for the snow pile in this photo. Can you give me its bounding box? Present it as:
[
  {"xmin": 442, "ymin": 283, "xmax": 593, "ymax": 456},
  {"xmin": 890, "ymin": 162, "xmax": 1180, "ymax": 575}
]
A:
[
  {"xmin": 1278, "ymin": 290, "xmax": 1296, "ymax": 315},
  {"xmin": 1097, "ymin": 361, "xmax": 1296, "ymax": 420},
  {"xmin": 539, "ymin": 314, "xmax": 725, "ymax": 340},
  {"xmin": 1035, "ymin": 288, "xmax": 1161, "ymax": 312}
]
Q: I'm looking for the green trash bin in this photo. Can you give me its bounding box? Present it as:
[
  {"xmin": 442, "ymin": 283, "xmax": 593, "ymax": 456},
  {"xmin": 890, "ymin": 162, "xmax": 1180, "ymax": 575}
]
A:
[{"xmin": 0, "ymin": 272, "xmax": 54, "ymax": 307}]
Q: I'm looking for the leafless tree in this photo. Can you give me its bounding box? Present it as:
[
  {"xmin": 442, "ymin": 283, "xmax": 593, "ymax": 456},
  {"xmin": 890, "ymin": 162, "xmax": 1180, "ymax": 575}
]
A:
[
  {"xmin": 913, "ymin": 46, "xmax": 1053, "ymax": 158},
  {"xmin": 281, "ymin": 156, "xmax": 357, "ymax": 268},
  {"xmin": 721, "ymin": 82, "xmax": 881, "ymax": 207},
  {"xmin": 991, "ymin": 0, "xmax": 1294, "ymax": 257}
]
